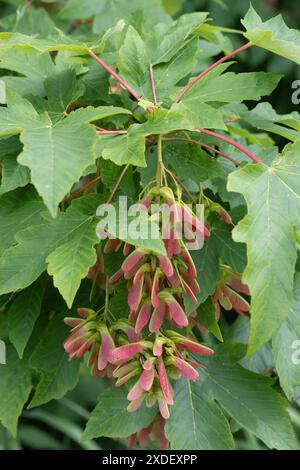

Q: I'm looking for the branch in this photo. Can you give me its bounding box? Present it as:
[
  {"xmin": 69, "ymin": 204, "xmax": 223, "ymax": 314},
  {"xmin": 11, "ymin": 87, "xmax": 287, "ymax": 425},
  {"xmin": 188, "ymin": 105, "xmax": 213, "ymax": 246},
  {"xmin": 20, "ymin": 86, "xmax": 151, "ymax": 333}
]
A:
[
  {"xmin": 149, "ymin": 64, "xmax": 158, "ymax": 105},
  {"xmin": 88, "ymin": 50, "xmax": 153, "ymax": 113},
  {"xmin": 163, "ymin": 137, "xmax": 239, "ymax": 166},
  {"xmin": 196, "ymin": 129, "xmax": 261, "ymax": 163},
  {"xmin": 174, "ymin": 42, "xmax": 253, "ymax": 103}
]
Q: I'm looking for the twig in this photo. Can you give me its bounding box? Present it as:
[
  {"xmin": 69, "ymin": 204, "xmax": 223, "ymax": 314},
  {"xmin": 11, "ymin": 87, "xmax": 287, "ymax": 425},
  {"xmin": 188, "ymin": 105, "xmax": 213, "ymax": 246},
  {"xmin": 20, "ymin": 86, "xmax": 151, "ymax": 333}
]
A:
[
  {"xmin": 196, "ymin": 129, "xmax": 261, "ymax": 163},
  {"xmin": 149, "ymin": 64, "xmax": 158, "ymax": 105},
  {"xmin": 105, "ymin": 164, "xmax": 129, "ymax": 204},
  {"xmin": 64, "ymin": 175, "xmax": 102, "ymax": 201},
  {"xmin": 25, "ymin": 0, "xmax": 30, "ymax": 11},
  {"xmin": 88, "ymin": 50, "xmax": 153, "ymax": 113},
  {"xmin": 97, "ymin": 129, "xmax": 128, "ymax": 135},
  {"xmin": 174, "ymin": 42, "xmax": 253, "ymax": 103},
  {"xmin": 163, "ymin": 137, "xmax": 239, "ymax": 166}
]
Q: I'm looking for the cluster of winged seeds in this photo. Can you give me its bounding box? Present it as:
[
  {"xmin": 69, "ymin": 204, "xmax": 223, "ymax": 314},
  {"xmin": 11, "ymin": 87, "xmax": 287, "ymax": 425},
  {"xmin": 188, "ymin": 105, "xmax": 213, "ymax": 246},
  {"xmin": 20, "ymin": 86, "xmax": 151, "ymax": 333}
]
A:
[{"xmin": 64, "ymin": 185, "xmax": 250, "ymax": 448}]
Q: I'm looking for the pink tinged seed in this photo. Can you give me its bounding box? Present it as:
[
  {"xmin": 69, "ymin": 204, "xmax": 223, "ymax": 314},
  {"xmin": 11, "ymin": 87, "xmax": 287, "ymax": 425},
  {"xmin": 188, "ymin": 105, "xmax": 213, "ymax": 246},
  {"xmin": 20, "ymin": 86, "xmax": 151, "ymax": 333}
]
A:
[
  {"xmin": 87, "ymin": 344, "xmax": 99, "ymax": 368},
  {"xmin": 177, "ymin": 339, "xmax": 214, "ymax": 356},
  {"xmin": 128, "ymin": 276, "xmax": 144, "ymax": 312},
  {"xmin": 112, "ymin": 342, "xmax": 146, "ymax": 361},
  {"xmin": 139, "ymin": 366, "xmax": 155, "ymax": 391},
  {"xmin": 127, "ymin": 395, "xmax": 145, "ymax": 413},
  {"xmin": 116, "ymin": 369, "xmax": 139, "ymax": 387},
  {"xmin": 166, "ymin": 268, "xmax": 180, "ymax": 287},
  {"xmin": 138, "ymin": 428, "xmax": 151, "ymax": 448},
  {"xmin": 123, "ymin": 243, "xmax": 132, "ymax": 257},
  {"xmin": 215, "ymin": 301, "xmax": 221, "ymax": 321},
  {"xmin": 77, "ymin": 308, "xmax": 93, "ymax": 318},
  {"xmin": 143, "ymin": 358, "xmax": 153, "ymax": 370},
  {"xmin": 181, "ymin": 278, "xmax": 198, "ymax": 304},
  {"xmin": 173, "ymin": 357, "xmax": 199, "ymax": 381},
  {"xmin": 167, "ymin": 299, "xmax": 188, "ymax": 327},
  {"xmin": 98, "ymin": 329, "xmax": 115, "ymax": 369},
  {"xmin": 122, "ymin": 250, "xmax": 145, "ymax": 273},
  {"xmin": 123, "ymin": 325, "xmax": 141, "ymax": 342},
  {"xmin": 158, "ymin": 398, "xmax": 170, "ymax": 420},
  {"xmin": 153, "ymin": 338, "xmax": 164, "ymax": 357},
  {"xmin": 103, "ymin": 238, "xmax": 122, "ymax": 253},
  {"xmin": 217, "ymin": 208, "xmax": 232, "ymax": 225},
  {"xmin": 129, "ymin": 309, "xmax": 138, "ymax": 324},
  {"xmin": 222, "ymin": 286, "xmax": 250, "ymax": 312},
  {"xmin": 127, "ymin": 380, "xmax": 144, "ymax": 401},
  {"xmin": 149, "ymin": 302, "xmax": 167, "ymax": 333},
  {"xmin": 113, "ymin": 363, "xmax": 136, "ymax": 378},
  {"xmin": 158, "ymin": 256, "xmax": 174, "ymax": 278},
  {"xmin": 64, "ymin": 329, "xmax": 86, "ymax": 353},
  {"xmin": 64, "ymin": 318, "xmax": 82, "ymax": 328},
  {"xmin": 108, "ymin": 269, "xmax": 124, "ymax": 284},
  {"xmin": 151, "ymin": 269, "xmax": 161, "ymax": 308},
  {"xmin": 181, "ymin": 271, "xmax": 200, "ymax": 295},
  {"xmin": 229, "ymin": 278, "xmax": 251, "ymax": 296},
  {"xmin": 135, "ymin": 302, "xmax": 152, "ymax": 334},
  {"xmin": 181, "ymin": 247, "xmax": 197, "ymax": 279},
  {"xmin": 158, "ymin": 358, "xmax": 174, "ymax": 405},
  {"xmin": 75, "ymin": 338, "xmax": 95, "ymax": 359},
  {"xmin": 133, "ymin": 265, "xmax": 146, "ymax": 285}
]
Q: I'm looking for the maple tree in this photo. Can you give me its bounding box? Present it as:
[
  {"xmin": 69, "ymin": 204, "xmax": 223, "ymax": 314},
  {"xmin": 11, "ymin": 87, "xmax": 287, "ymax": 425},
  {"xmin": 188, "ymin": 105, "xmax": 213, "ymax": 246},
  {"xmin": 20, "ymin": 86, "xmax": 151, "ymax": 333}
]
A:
[{"xmin": 0, "ymin": 0, "xmax": 300, "ymax": 451}]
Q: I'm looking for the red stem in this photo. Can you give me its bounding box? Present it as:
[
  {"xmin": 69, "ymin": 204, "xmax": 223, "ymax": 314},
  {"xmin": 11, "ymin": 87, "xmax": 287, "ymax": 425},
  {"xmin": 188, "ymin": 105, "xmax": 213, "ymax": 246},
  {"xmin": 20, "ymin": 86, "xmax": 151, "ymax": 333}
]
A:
[
  {"xmin": 196, "ymin": 129, "xmax": 261, "ymax": 163},
  {"xmin": 88, "ymin": 50, "xmax": 153, "ymax": 113},
  {"xmin": 97, "ymin": 129, "xmax": 128, "ymax": 135},
  {"xmin": 175, "ymin": 42, "xmax": 253, "ymax": 103},
  {"xmin": 105, "ymin": 164, "xmax": 129, "ymax": 204},
  {"xmin": 150, "ymin": 64, "xmax": 158, "ymax": 105},
  {"xmin": 64, "ymin": 175, "xmax": 101, "ymax": 201},
  {"xmin": 25, "ymin": 0, "xmax": 30, "ymax": 10},
  {"xmin": 88, "ymin": 49, "xmax": 141, "ymax": 101},
  {"xmin": 163, "ymin": 137, "xmax": 239, "ymax": 166}
]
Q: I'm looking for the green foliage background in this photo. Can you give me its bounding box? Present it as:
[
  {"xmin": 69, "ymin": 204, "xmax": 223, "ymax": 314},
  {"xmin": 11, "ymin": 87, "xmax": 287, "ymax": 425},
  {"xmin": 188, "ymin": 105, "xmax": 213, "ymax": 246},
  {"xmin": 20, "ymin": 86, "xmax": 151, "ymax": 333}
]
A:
[{"xmin": 0, "ymin": 0, "xmax": 300, "ymax": 451}]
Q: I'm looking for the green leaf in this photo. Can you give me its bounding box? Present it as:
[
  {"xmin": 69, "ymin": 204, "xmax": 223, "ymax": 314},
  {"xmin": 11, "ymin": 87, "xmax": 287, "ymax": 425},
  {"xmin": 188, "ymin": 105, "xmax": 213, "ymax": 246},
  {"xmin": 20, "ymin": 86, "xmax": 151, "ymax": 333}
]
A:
[
  {"xmin": 178, "ymin": 71, "xmax": 282, "ymax": 104},
  {"xmin": 165, "ymin": 378, "xmax": 234, "ymax": 450},
  {"xmin": 41, "ymin": 68, "xmax": 85, "ymax": 123},
  {"xmin": 96, "ymin": 129, "xmax": 146, "ymax": 167},
  {"xmin": 197, "ymin": 297, "xmax": 223, "ymax": 341},
  {"xmin": 164, "ymin": 140, "xmax": 225, "ymax": 182},
  {"xmin": 149, "ymin": 38, "xmax": 199, "ymax": 103},
  {"xmin": 118, "ymin": 26, "xmax": 150, "ymax": 93},
  {"xmin": 0, "ymin": 154, "xmax": 30, "ymax": 195},
  {"xmin": 171, "ymin": 65, "xmax": 281, "ymax": 129},
  {"xmin": 0, "ymin": 345, "xmax": 33, "ymax": 436},
  {"xmin": 201, "ymin": 344, "xmax": 297, "ymax": 450},
  {"xmin": 8, "ymin": 277, "xmax": 45, "ymax": 359},
  {"xmin": 211, "ymin": 219, "xmax": 247, "ymax": 273},
  {"xmin": 29, "ymin": 312, "xmax": 81, "ymax": 408},
  {"xmin": 242, "ymin": 5, "xmax": 300, "ymax": 64},
  {"xmin": 273, "ymin": 272, "xmax": 300, "ymax": 400},
  {"xmin": 0, "ymin": 196, "xmax": 99, "ymax": 296},
  {"xmin": 241, "ymin": 103, "xmax": 300, "ymax": 142},
  {"xmin": 172, "ymin": 101, "xmax": 226, "ymax": 130},
  {"xmin": 228, "ymin": 142, "xmax": 300, "ymax": 356},
  {"xmin": 0, "ymin": 186, "xmax": 45, "ymax": 257},
  {"xmin": 192, "ymin": 237, "xmax": 220, "ymax": 303},
  {"xmin": 46, "ymin": 199, "xmax": 99, "ymax": 308},
  {"xmin": 0, "ymin": 48, "xmax": 54, "ymax": 97},
  {"xmin": 0, "ymin": 93, "xmax": 130, "ymax": 216},
  {"xmin": 83, "ymin": 385, "xmax": 157, "ymax": 440},
  {"xmin": 97, "ymin": 108, "xmax": 192, "ymax": 168}
]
